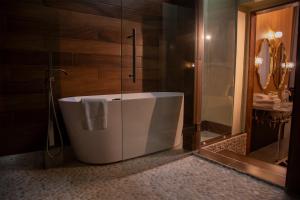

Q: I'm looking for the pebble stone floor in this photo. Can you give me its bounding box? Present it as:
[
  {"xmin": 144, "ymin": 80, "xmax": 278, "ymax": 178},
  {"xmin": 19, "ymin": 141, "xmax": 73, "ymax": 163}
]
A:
[{"xmin": 0, "ymin": 149, "xmax": 294, "ymax": 200}]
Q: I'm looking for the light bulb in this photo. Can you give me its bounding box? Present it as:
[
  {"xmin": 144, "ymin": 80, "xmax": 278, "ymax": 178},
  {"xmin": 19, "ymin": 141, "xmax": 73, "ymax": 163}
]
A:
[
  {"xmin": 286, "ymin": 62, "xmax": 295, "ymax": 69},
  {"xmin": 281, "ymin": 62, "xmax": 295, "ymax": 69},
  {"xmin": 266, "ymin": 31, "xmax": 275, "ymax": 40},
  {"xmin": 205, "ymin": 34, "xmax": 212, "ymax": 41},
  {"xmin": 275, "ymin": 31, "xmax": 283, "ymax": 38},
  {"xmin": 255, "ymin": 57, "xmax": 263, "ymax": 65}
]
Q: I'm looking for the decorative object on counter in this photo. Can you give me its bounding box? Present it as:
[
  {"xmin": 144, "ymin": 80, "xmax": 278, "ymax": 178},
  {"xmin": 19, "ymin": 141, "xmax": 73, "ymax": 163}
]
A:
[
  {"xmin": 253, "ymin": 93, "xmax": 281, "ymax": 110},
  {"xmin": 281, "ymin": 85, "xmax": 291, "ymax": 102},
  {"xmin": 255, "ymin": 39, "xmax": 274, "ymax": 90}
]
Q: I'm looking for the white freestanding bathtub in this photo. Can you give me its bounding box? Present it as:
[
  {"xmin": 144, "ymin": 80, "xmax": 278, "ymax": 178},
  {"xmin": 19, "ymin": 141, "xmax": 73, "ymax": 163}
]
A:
[{"xmin": 59, "ymin": 92, "xmax": 183, "ymax": 164}]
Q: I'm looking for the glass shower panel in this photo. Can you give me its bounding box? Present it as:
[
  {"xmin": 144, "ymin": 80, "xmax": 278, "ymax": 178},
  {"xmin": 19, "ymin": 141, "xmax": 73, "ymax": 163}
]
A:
[
  {"xmin": 201, "ymin": 0, "xmax": 237, "ymax": 142},
  {"xmin": 121, "ymin": 0, "xmax": 195, "ymax": 159}
]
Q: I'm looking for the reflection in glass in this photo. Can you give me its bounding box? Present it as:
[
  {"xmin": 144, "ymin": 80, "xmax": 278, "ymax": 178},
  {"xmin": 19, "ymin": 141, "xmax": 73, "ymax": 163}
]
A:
[{"xmin": 201, "ymin": 0, "xmax": 237, "ymax": 142}]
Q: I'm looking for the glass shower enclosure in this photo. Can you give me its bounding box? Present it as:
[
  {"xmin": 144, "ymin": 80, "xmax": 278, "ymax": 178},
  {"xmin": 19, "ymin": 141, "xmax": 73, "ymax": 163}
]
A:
[
  {"xmin": 200, "ymin": 0, "xmax": 238, "ymax": 142},
  {"xmin": 120, "ymin": 0, "xmax": 196, "ymax": 159}
]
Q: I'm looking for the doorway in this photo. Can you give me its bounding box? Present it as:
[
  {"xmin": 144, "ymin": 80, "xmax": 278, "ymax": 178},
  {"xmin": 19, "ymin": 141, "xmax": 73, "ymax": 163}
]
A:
[
  {"xmin": 196, "ymin": 0, "xmax": 300, "ymax": 192},
  {"xmin": 246, "ymin": 3, "xmax": 299, "ymax": 168}
]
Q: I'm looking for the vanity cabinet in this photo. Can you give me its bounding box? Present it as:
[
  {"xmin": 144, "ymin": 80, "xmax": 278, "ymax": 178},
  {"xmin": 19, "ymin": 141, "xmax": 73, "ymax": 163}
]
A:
[
  {"xmin": 251, "ymin": 108, "xmax": 291, "ymax": 152},
  {"xmin": 251, "ymin": 109, "xmax": 279, "ymax": 151}
]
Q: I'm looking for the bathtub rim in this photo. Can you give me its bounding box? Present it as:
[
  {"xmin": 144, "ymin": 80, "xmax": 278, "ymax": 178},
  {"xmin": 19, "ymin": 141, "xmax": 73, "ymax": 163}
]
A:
[{"xmin": 58, "ymin": 92, "xmax": 184, "ymax": 103}]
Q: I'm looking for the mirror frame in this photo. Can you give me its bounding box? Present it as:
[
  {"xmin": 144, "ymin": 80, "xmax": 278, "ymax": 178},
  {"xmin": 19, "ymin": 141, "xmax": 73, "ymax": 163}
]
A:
[
  {"xmin": 255, "ymin": 38, "xmax": 274, "ymax": 90},
  {"xmin": 273, "ymin": 42, "xmax": 288, "ymax": 89}
]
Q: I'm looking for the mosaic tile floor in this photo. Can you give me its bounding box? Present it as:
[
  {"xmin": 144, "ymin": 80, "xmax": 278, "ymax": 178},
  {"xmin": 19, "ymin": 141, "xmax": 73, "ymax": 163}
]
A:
[{"xmin": 0, "ymin": 150, "xmax": 294, "ymax": 200}]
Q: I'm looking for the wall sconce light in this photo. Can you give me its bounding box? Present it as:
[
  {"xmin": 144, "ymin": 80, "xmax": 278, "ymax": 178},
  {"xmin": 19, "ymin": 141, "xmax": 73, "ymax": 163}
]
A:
[
  {"xmin": 266, "ymin": 31, "xmax": 275, "ymax": 40},
  {"xmin": 255, "ymin": 57, "xmax": 263, "ymax": 66},
  {"xmin": 281, "ymin": 62, "xmax": 295, "ymax": 70},
  {"xmin": 274, "ymin": 31, "xmax": 283, "ymax": 38},
  {"xmin": 265, "ymin": 31, "xmax": 283, "ymax": 40},
  {"xmin": 185, "ymin": 62, "xmax": 195, "ymax": 69}
]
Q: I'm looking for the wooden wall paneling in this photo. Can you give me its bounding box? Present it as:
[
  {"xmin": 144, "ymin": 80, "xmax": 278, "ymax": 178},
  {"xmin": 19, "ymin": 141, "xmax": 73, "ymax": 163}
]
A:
[
  {"xmin": 100, "ymin": 67, "xmax": 122, "ymax": 80},
  {"xmin": 245, "ymin": 13, "xmax": 257, "ymax": 154},
  {"xmin": 6, "ymin": 18, "xmax": 122, "ymax": 44},
  {"xmin": 0, "ymin": 0, "xmax": 196, "ymax": 155},
  {"xmin": 56, "ymin": 79, "xmax": 122, "ymax": 97},
  {"xmin": 58, "ymin": 66, "xmax": 99, "ymax": 82},
  {"xmin": 3, "ymin": 3, "xmax": 122, "ymax": 45},
  {"xmin": 0, "ymin": 94, "xmax": 47, "ymax": 112},
  {"xmin": 122, "ymin": 56, "xmax": 159, "ymax": 69},
  {"xmin": 43, "ymin": 0, "xmax": 122, "ymax": 19},
  {"xmin": 1, "ymin": 133, "xmax": 46, "ymax": 156},
  {"xmin": 0, "ymin": 112, "xmax": 14, "ymax": 130},
  {"xmin": 254, "ymin": 7, "xmax": 294, "ymax": 93},
  {"xmin": 0, "ymin": 49, "xmax": 49, "ymax": 65},
  {"xmin": 0, "ymin": 0, "xmax": 124, "ymax": 155},
  {"xmin": 73, "ymin": 53, "xmax": 121, "ymax": 67},
  {"xmin": 122, "ymin": 44, "xmax": 159, "ymax": 59},
  {"xmin": 1, "ymin": 79, "xmax": 46, "ymax": 95},
  {"xmin": 123, "ymin": 0, "xmax": 162, "ymax": 17}
]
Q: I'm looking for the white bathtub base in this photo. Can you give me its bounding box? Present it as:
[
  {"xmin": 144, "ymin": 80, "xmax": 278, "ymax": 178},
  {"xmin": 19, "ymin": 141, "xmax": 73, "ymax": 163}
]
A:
[{"xmin": 59, "ymin": 92, "xmax": 183, "ymax": 164}]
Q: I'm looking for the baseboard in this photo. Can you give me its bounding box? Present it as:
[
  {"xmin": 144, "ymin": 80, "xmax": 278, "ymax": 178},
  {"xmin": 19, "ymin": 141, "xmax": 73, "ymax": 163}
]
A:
[{"xmin": 201, "ymin": 120, "xmax": 232, "ymax": 135}]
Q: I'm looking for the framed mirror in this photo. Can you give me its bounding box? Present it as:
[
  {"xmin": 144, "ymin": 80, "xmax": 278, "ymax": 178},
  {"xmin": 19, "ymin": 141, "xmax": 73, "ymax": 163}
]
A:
[
  {"xmin": 256, "ymin": 39, "xmax": 274, "ymax": 90},
  {"xmin": 273, "ymin": 42, "xmax": 287, "ymax": 89}
]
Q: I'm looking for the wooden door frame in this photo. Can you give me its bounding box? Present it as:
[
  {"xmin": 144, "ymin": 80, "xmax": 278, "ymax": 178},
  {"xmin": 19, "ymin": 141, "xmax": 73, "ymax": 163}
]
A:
[
  {"xmin": 244, "ymin": 1, "xmax": 300, "ymax": 195},
  {"xmin": 245, "ymin": 1, "xmax": 300, "ymax": 155},
  {"xmin": 245, "ymin": 11, "xmax": 256, "ymax": 154},
  {"xmin": 286, "ymin": 2, "xmax": 300, "ymax": 196},
  {"xmin": 193, "ymin": 0, "xmax": 203, "ymax": 150}
]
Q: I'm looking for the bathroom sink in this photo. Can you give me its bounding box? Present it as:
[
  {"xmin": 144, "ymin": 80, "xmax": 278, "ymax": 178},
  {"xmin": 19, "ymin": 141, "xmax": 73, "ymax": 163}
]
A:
[
  {"xmin": 253, "ymin": 102, "xmax": 293, "ymax": 113},
  {"xmin": 280, "ymin": 102, "xmax": 293, "ymax": 109}
]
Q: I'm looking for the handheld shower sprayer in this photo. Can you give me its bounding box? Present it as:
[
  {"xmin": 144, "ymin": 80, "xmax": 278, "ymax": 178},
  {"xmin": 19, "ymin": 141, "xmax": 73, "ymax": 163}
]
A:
[
  {"xmin": 48, "ymin": 68, "xmax": 69, "ymax": 76},
  {"xmin": 46, "ymin": 53, "xmax": 68, "ymax": 160}
]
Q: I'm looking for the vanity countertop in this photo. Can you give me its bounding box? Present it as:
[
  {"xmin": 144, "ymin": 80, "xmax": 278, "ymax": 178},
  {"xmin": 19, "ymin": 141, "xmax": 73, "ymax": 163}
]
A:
[{"xmin": 253, "ymin": 102, "xmax": 293, "ymax": 113}]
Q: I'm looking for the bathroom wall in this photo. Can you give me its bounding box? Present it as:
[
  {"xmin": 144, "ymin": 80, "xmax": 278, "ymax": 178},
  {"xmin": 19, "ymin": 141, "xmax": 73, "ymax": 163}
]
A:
[
  {"xmin": 0, "ymin": 0, "xmax": 123, "ymax": 156},
  {"xmin": 232, "ymin": 11, "xmax": 246, "ymax": 135},
  {"xmin": 0, "ymin": 0, "xmax": 195, "ymax": 156},
  {"xmin": 254, "ymin": 7, "xmax": 294, "ymax": 94}
]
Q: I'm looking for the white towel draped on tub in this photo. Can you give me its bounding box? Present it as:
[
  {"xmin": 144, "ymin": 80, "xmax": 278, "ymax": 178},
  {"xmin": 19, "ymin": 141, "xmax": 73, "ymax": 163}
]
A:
[{"xmin": 81, "ymin": 98, "xmax": 108, "ymax": 131}]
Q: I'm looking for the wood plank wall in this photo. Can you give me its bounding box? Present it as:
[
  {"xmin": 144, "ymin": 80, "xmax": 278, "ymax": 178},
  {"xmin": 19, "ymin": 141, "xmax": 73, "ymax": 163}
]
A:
[
  {"xmin": 254, "ymin": 7, "xmax": 294, "ymax": 93},
  {"xmin": 0, "ymin": 0, "xmax": 195, "ymax": 155}
]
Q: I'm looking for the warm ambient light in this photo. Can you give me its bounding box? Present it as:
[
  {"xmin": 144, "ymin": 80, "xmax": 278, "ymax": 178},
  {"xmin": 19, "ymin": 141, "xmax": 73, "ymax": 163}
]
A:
[
  {"xmin": 281, "ymin": 62, "xmax": 295, "ymax": 69},
  {"xmin": 265, "ymin": 31, "xmax": 283, "ymax": 40},
  {"xmin": 185, "ymin": 62, "xmax": 195, "ymax": 69},
  {"xmin": 255, "ymin": 57, "xmax": 263, "ymax": 65},
  {"xmin": 205, "ymin": 34, "xmax": 212, "ymax": 41},
  {"xmin": 275, "ymin": 31, "xmax": 283, "ymax": 38},
  {"xmin": 266, "ymin": 31, "xmax": 275, "ymax": 40}
]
